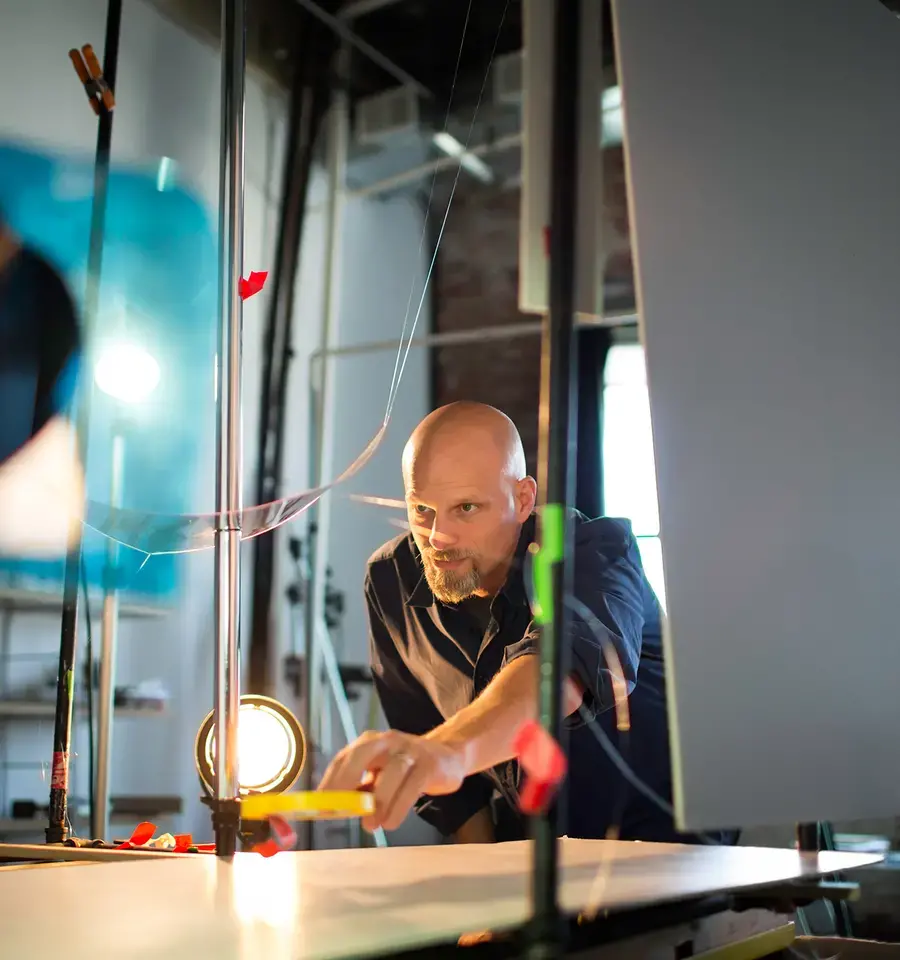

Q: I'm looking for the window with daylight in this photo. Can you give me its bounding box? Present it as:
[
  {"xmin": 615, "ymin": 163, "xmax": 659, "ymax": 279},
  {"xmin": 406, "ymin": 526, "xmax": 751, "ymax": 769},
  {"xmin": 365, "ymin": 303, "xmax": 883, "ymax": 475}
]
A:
[{"xmin": 602, "ymin": 343, "xmax": 667, "ymax": 609}]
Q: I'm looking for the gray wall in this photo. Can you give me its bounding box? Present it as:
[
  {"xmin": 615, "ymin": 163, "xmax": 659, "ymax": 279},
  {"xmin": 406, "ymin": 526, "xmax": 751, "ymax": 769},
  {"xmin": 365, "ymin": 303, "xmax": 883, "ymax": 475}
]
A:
[{"xmin": 615, "ymin": 0, "xmax": 900, "ymax": 830}]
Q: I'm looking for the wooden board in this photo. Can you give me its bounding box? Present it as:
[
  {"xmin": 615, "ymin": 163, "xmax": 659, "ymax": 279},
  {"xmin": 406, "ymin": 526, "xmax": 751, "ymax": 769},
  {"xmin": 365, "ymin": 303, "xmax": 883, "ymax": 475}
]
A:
[
  {"xmin": 0, "ymin": 839, "xmax": 881, "ymax": 960},
  {"xmin": 611, "ymin": 0, "xmax": 900, "ymax": 830},
  {"xmin": 0, "ymin": 842, "xmax": 190, "ymax": 863}
]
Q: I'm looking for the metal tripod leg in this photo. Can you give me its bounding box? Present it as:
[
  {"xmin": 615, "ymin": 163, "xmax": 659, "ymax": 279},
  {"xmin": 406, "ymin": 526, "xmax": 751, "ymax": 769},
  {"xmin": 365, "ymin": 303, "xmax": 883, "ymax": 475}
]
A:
[
  {"xmin": 315, "ymin": 619, "xmax": 386, "ymax": 848},
  {"xmin": 287, "ymin": 603, "xmax": 387, "ymax": 848}
]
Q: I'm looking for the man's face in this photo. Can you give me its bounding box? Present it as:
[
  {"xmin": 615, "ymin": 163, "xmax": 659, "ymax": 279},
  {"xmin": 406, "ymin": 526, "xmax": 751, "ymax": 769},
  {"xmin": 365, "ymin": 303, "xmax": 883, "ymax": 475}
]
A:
[{"xmin": 403, "ymin": 435, "xmax": 535, "ymax": 603}]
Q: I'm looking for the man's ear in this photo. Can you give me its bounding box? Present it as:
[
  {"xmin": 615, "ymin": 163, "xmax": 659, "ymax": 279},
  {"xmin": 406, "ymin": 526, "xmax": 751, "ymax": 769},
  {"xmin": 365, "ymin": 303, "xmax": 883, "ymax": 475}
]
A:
[{"xmin": 516, "ymin": 476, "xmax": 537, "ymax": 520}]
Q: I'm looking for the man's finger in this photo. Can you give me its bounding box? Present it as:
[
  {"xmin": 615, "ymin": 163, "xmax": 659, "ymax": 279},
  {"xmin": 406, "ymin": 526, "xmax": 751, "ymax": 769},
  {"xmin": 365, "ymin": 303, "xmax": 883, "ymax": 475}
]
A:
[
  {"xmin": 367, "ymin": 751, "xmax": 419, "ymax": 831},
  {"xmin": 319, "ymin": 731, "xmax": 398, "ymax": 791},
  {"xmin": 378, "ymin": 757, "xmax": 428, "ymax": 831}
]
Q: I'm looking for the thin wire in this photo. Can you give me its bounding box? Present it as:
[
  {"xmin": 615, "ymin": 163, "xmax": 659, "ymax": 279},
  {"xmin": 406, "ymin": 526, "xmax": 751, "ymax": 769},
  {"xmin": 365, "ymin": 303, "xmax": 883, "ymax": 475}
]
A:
[
  {"xmin": 385, "ymin": 0, "xmax": 512, "ymax": 420},
  {"xmin": 384, "ymin": 0, "xmax": 474, "ymax": 419}
]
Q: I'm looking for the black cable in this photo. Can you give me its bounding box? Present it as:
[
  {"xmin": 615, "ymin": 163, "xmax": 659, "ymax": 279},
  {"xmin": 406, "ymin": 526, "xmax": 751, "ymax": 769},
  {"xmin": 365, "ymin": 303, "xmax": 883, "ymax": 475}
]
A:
[{"xmin": 80, "ymin": 555, "xmax": 95, "ymax": 832}]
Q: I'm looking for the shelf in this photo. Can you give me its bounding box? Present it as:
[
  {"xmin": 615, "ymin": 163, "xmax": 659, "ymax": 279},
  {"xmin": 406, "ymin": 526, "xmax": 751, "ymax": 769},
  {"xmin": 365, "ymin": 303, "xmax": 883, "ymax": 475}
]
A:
[
  {"xmin": 0, "ymin": 700, "xmax": 166, "ymax": 719},
  {"xmin": 0, "ymin": 812, "xmax": 181, "ymax": 835},
  {"xmin": 0, "ymin": 587, "xmax": 167, "ymax": 618}
]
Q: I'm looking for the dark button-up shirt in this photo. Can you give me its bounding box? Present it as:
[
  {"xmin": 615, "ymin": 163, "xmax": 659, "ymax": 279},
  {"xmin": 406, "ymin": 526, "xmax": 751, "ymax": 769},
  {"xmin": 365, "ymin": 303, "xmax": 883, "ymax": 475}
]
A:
[
  {"xmin": 0, "ymin": 246, "xmax": 79, "ymax": 465},
  {"xmin": 366, "ymin": 512, "xmax": 726, "ymax": 843}
]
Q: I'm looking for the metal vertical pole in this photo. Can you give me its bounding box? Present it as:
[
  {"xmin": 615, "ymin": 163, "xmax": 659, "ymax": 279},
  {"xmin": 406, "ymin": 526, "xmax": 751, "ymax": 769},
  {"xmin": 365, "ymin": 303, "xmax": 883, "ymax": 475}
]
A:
[
  {"xmin": 529, "ymin": 0, "xmax": 581, "ymax": 956},
  {"xmin": 299, "ymin": 48, "xmax": 349, "ymax": 851},
  {"xmin": 92, "ymin": 431, "xmax": 124, "ymax": 840},
  {"xmin": 46, "ymin": 0, "xmax": 122, "ymax": 846},
  {"xmin": 212, "ymin": 0, "xmax": 247, "ymax": 858}
]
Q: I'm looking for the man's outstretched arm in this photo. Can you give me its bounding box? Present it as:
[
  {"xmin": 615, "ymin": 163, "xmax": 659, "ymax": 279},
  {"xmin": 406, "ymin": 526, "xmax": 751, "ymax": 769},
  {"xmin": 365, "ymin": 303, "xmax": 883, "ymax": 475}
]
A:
[{"xmin": 319, "ymin": 654, "xmax": 582, "ymax": 832}]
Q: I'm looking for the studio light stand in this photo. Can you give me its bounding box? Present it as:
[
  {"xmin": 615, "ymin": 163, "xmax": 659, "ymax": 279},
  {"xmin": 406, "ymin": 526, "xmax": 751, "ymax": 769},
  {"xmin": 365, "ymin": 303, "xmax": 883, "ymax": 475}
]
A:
[
  {"xmin": 210, "ymin": 0, "xmax": 247, "ymax": 858},
  {"xmin": 283, "ymin": 533, "xmax": 386, "ymax": 850},
  {"xmin": 195, "ymin": 694, "xmax": 306, "ymax": 852}
]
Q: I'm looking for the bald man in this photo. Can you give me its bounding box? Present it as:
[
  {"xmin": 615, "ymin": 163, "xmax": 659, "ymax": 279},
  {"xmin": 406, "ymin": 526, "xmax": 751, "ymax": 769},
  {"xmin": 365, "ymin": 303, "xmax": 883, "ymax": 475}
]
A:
[{"xmin": 320, "ymin": 402, "xmax": 735, "ymax": 845}]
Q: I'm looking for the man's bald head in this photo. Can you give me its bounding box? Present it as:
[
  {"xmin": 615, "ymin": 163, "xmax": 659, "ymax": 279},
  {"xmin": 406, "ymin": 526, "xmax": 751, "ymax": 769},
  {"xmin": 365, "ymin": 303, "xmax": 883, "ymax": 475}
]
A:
[
  {"xmin": 402, "ymin": 402, "xmax": 536, "ymax": 602},
  {"xmin": 402, "ymin": 402, "xmax": 527, "ymax": 487}
]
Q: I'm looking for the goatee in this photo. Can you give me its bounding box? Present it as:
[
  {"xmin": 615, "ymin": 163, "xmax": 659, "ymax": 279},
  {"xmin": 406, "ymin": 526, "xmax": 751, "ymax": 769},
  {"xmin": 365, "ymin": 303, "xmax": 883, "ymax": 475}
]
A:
[{"xmin": 423, "ymin": 553, "xmax": 480, "ymax": 604}]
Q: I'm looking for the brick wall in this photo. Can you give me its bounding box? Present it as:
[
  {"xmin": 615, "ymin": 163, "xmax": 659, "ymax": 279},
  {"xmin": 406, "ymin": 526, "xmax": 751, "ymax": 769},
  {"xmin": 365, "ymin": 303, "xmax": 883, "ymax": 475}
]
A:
[
  {"xmin": 433, "ymin": 183, "xmax": 542, "ymax": 471},
  {"xmin": 432, "ymin": 145, "xmax": 634, "ymax": 475}
]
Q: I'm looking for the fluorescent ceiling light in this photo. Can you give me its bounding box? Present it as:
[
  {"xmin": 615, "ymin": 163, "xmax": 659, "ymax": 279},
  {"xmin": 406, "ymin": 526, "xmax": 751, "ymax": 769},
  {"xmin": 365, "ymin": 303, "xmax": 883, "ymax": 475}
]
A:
[{"xmin": 432, "ymin": 131, "xmax": 494, "ymax": 184}]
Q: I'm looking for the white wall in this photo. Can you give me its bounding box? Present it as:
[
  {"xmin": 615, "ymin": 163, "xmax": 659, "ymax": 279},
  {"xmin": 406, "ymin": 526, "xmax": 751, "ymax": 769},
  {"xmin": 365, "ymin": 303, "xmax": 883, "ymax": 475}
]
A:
[{"xmin": 0, "ymin": 0, "xmax": 432, "ymax": 845}]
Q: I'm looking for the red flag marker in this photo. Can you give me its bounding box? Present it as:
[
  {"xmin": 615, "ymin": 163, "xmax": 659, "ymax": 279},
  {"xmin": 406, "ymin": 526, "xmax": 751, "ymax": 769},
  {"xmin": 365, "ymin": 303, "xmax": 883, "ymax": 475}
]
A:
[
  {"xmin": 513, "ymin": 720, "xmax": 567, "ymax": 815},
  {"xmin": 239, "ymin": 270, "xmax": 268, "ymax": 301},
  {"xmin": 117, "ymin": 820, "xmax": 156, "ymax": 849}
]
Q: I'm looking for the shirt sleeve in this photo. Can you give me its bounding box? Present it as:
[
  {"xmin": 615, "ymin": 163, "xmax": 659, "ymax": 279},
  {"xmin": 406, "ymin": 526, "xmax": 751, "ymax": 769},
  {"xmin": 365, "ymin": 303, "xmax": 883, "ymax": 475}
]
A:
[
  {"xmin": 365, "ymin": 572, "xmax": 495, "ymax": 838},
  {"xmin": 33, "ymin": 256, "xmax": 80, "ymax": 433},
  {"xmin": 500, "ymin": 522, "xmax": 647, "ymax": 730}
]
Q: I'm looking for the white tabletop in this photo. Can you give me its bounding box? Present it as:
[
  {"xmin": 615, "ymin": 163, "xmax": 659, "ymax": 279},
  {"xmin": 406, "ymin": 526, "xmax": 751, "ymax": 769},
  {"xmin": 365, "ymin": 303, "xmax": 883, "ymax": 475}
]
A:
[{"xmin": 0, "ymin": 839, "xmax": 881, "ymax": 960}]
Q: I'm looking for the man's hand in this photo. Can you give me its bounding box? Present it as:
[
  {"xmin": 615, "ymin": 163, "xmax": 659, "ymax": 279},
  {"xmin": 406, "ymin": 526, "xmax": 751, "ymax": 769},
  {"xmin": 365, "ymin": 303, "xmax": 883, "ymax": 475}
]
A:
[
  {"xmin": 318, "ymin": 729, "xmax": 468, "ymax": 832},
  {"xmin": 319, "ymin": 656, "xmax": 585, "ymax": 834}
]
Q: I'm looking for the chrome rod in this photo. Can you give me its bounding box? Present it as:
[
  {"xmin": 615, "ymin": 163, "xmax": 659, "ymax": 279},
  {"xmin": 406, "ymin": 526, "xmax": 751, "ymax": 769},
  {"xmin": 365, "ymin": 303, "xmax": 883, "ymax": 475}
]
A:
[{"xmin": 213, "ymin": 0, "xmax": 247, "ymax": 856}]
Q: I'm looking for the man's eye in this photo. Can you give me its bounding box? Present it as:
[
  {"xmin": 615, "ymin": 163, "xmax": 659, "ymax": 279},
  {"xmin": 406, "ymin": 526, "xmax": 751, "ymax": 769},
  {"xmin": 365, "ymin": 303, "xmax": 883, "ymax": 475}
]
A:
[
  {"xmin": 414, "ymin": 504, "xmax": 430, "ymax": 514},
  {"xmin": 459, "ymin": 503, "xmax": 476, "ymax": 514}
]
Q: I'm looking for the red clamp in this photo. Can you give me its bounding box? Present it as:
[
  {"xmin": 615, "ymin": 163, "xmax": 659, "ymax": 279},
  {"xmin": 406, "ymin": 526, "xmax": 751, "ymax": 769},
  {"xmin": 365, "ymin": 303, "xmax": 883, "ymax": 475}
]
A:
[
  {"xmin": 239, "ymin": 271, "xmax": 268, "ymax": 301},
  {"xmin": 514, "ymin": 720, "xmax": 568, "ymax": 815},
  {"xmin": 253, "ymin": 816, "xmax": 296, "ymax": 858}
]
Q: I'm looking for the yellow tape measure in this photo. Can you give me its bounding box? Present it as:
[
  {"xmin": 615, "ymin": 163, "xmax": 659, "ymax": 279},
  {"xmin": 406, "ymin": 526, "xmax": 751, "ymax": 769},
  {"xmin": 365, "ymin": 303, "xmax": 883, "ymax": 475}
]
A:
[{"xmin": 240, "ymin": 791, "xmax": 375, "ymax": 821}]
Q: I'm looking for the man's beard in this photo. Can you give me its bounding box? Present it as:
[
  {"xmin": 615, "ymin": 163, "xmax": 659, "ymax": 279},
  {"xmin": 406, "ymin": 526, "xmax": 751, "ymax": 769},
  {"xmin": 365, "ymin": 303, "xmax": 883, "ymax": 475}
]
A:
[{"xmin": 422, "ymin": 550, "xmax": 481, "ymax": 604}]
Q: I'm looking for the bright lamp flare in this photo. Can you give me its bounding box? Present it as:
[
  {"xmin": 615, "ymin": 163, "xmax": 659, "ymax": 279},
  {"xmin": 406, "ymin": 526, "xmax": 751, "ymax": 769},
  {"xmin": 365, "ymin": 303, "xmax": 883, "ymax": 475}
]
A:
[
  {"xmin": 195, "ymin": 696, "xmax": 305, "ymax": 797},
  {"xmin": 94, "ymin": 343, "xmax": 160, "ymax": 403}
]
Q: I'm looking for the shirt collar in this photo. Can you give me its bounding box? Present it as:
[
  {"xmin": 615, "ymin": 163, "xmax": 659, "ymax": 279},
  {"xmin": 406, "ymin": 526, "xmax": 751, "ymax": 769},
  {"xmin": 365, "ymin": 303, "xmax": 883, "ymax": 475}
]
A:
[{"xmin": 405, "ymin": 514, "xmax": 537, "ymax": 609}]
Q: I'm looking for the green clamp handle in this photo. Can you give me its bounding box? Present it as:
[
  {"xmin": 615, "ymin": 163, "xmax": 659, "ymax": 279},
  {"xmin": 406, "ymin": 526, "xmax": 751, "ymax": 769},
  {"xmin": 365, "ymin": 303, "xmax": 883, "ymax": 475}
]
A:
[{"xmin": 529, "ymin": 503, "xmax": 565, "ymax": 625}]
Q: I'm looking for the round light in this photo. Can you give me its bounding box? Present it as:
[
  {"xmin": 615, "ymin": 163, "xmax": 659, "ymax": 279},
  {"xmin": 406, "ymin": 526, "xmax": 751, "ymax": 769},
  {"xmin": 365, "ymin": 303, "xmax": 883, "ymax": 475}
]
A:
[
  {"xmin": 194, "ymin": 695, "xmax": 305, "ymax": 797},
  {"xmin": 94, "ymin": 343, "xmax": 160, "ymax": 403}
]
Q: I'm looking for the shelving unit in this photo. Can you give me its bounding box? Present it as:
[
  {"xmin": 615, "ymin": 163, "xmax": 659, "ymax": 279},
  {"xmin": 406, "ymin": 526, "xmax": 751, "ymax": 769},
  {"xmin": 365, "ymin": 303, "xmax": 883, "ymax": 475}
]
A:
[{"xmin": 0, "ymin": 578, "xmax": 171, "ymax": 836}]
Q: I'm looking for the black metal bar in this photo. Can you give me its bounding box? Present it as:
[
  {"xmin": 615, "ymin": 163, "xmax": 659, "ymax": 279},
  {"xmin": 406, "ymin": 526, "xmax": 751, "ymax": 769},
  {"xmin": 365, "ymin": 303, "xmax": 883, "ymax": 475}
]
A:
[
  {"xmin": 797, "ymin": 821, "xmax": 856, "ymax": 938},
  {"xmin": 248, "ymin": 27, "xmax": 331, "ymax": 695},
  {"xmin": 289, "ymin": 0, "xmax": 431, "ymax": 97},
  {"xmin": 796, "ymin": 823, "xmax": 820, "ymax": 852},
  {"xmin": 46, "ymin": 0, "xmax": 122, "ymax": 845},
  {"xmin": 527, "ymin": 0, "xmax": 582, "ymax": 956}
]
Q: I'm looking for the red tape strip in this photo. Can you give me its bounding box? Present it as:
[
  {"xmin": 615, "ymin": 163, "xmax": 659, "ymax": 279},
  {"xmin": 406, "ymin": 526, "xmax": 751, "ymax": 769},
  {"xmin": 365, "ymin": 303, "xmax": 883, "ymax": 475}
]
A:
[{"xmin": 50, "ymin": 751, "xmax": 69, "ymax": 790}]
